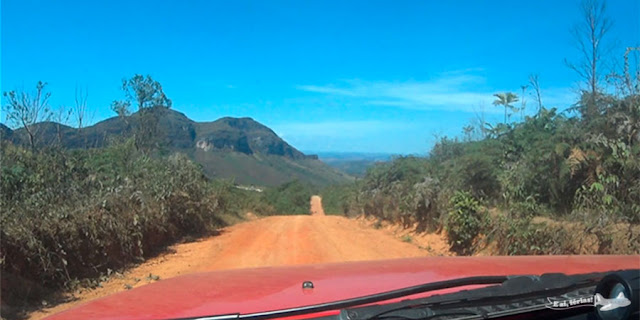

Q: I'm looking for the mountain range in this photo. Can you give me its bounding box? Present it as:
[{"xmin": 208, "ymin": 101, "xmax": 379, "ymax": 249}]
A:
[{"xmin": 0, "ymin": 110, "xmax": 353, "ymax": 187}]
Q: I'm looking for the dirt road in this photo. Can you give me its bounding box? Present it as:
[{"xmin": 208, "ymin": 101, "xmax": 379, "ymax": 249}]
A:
[
  {"xmin": 310, "ymin": 195, "xmax": 325, "ymax": 216},
  {"xmin": 28, "ymin": 196, "xmax": 447, "ymax": 319}
]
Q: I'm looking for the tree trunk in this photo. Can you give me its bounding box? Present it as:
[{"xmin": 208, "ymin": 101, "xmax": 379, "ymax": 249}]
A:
[{"xmin": 504, "ymin": 106, "xmax": 507, "ymax": 123}]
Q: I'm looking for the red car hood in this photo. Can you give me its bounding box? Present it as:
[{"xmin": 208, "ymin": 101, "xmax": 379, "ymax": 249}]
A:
[{"xmin": 45, "ymin": 255, "xmax": 639, "ymax": 320}]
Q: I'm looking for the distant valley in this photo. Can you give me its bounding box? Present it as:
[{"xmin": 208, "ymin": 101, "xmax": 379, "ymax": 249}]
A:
[{"xmin": 312, "ymin": 152, "xmax": 393, "ymax": 177}]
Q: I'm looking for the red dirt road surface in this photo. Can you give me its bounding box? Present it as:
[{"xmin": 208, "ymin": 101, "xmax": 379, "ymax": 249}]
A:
[
  {"xmin": 310, "ymin": 195, "xmax": 325, "ymax": 216},
  {"xmin": 28, "ymin": 196, "xmax": 447, "ymax": 319}
]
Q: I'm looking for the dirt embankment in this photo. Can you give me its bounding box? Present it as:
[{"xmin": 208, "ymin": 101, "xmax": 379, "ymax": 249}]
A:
[{"xmin": 27, "ymin": 196, "xmax": 449, "ymax": 320}]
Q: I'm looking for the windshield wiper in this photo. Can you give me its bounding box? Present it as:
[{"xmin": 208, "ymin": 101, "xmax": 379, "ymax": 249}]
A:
[
  {"xmin": 178, "ymin": 275, "xmax": 508, "ymax": 320},
  {"xmin": 341, "ymin": 270, "xmax": 636, "ymax": 320}
]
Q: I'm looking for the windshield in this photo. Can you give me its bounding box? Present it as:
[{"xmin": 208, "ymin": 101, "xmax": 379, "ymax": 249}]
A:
[{"xmin": 1, "ymin": 1, "xmax": 639, "ymax": 320}]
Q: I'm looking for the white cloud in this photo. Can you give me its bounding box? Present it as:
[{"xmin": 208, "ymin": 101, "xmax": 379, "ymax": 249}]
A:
[{"xmin": 297, "ymin": 71, "xmax": 576, "ymax": 114}]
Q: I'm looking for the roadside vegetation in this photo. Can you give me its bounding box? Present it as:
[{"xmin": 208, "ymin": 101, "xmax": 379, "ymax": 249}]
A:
[
  {"xmin": 323, "ymin": 79, "xmax": 640, "ymax": 255},
  {"xmin": 322, "ymin": 0, "xmax": 640, "ymax": 256},
  {"xmin": 1, "ymin": 0, "xmax": 637, "ymax": 316},
  {"xmin": 263, "ymin": 180, "xmax": 318, "ymax": 215},
  {"xmin": 1, "ymin": 140, "xmax": 230, "ymax": 304},
  {"xmin": 0, "ymin": 75, "xmax": 314, "ymax": 313}
]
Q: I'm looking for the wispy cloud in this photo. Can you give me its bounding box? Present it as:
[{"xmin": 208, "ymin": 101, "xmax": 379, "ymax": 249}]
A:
[
  {"xmin": 536, "ymin": 88, "xmax": 579, "ymax": 110},
  {"xmin": 296, "ymin": 85, "xmax": 359, "ymax": 97},
  {"xmin": 274, "ymin": 120, "xmax": 413, "ymax": 139},
  {"xmin": 297, "ymin": 71, "xmax": 575, "ymax": 113}
]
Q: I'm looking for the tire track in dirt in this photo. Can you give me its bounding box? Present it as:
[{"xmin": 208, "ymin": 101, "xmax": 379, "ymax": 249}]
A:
[{"xmin": 28, "ymin": 196, "xmax": 448, "ymax": 319}]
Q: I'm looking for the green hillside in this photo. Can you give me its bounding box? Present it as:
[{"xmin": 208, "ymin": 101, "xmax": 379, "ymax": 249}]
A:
[
  {"xmin": 4, "ymin": 109, "xmax": 352, "ymax": 187},
  {"xmin": 192, "ymin": 150, "xmax": 352, "ymax": 186}
]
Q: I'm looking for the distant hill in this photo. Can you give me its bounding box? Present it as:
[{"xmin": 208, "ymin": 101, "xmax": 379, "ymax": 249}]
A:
[
  {"xmin": 3, "ymin": 110, "xmax": 352, "ymax": 187},
  {"xmin": 0, "ymin": 123, "xmax": 13, "ymax": 140},
  {"xmin": 195, "ymin": 117, "xmax": 308, "ymax": 159},
  {"xmin": 314, "ymin": 152, "xmax": 393, "ymax": 177}
]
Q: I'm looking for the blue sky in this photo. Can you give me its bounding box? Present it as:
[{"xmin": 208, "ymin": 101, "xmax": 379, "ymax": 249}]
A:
[{"xmin": 2, "ymin": 0, "xmax": 638, "ymax": 154}]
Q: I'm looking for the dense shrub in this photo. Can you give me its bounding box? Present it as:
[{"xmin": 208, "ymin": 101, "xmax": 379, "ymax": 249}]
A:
[
  {"xmin": 209, "ymin": 179, "xmax": 276, "ymax": 217},
  {"xmin": 409, "ymin": 177, "xmax": 443, "ymax": 232},
  {"xmin": 320, "ymin": 183, "xmax": 359, "ymax": 216},
  {"xmin": 508, "ymin": 196, "xmax": 545, "ymax": 219},
  {"xmin": 0, "ymin": 140, "xmax": 231, "ymax": 305},
  {"xmin": 357, "ymin": 157, "xmax": 443, "ymax": 227},
  {"xmin": 445, "ymin": 191, "xmax": 483, "ymax": 255},
  {"xmin": 263, "ymin": 179, "xmax": 317, "ymax": 215},
  {"xmin": 322, "ymin": 92, "xmax": 639, "ymax": 256},
  {"xmin": 492, "ymin": 217, "xmax": 578, "ymax": 255}
]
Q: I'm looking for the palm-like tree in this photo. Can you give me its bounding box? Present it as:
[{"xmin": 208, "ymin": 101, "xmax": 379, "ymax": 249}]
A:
[{"xmin": 493, "ymin": 92, "xmax": 519, "ymax": 123}]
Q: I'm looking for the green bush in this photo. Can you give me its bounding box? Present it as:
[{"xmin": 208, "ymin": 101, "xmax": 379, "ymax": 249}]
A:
[
  {"xmin": 0, "ymin": 140, "xmax": 234, "ymax": 305},
  {"xmin": 445, "ymin": 191, "xmax": 483, "ymax": 255},
  {"xmin": 318, "ymin": 84, "xmax": 639, "ymax": 257},
  {"xmin": 493, "ymin": 217, "xmax": 578, "ymax": 255},
  {"xmin": 411, "ymin": 177, "xmax": 443, "ymax": 232},
  {"xmin": 263, "ymin": 180, "xmax": 317, "ymax": 215},
  {"xmin": 353, "ymin": 157, "xmax": 442, "ymax": 227},
  {"xmin": 320, "ymin": 183, "xmax": 359, "ymax": 216},
  {"xmin": 208, "ymin": 179, "xmax": 275, "ymax": 217},
  {"xmin": 509, "ymin": 196, "xmax": 543, "ymax": 219}
]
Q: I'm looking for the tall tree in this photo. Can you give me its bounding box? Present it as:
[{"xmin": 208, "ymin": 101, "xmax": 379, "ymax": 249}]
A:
[
  {"xmin": 111, "ymin": 74, "xmax": 172, "ymax": 152},
  {"xmin": 493, "ymin": 92, "xmax": 519, "ymax": 123},
  {"xmin": 520, "ymin": 85, "xmax": 528, "ymax": 121},
  {"xmin": 121, "ymin": 74, "xmax": 171, "ymax": 112},
  {"xmin": 2, "ymin": 81, "xmax": 53, "ymax": 149},
  {"xmin": 529, "ymin": 74, "xmax": 544, "ymax": 116},
  {"xmin": 565, "ymin": 0, "xmax": 613, "ymax": 123}
]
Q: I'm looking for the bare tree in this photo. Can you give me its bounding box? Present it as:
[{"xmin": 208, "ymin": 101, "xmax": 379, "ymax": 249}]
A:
[
  {"xmin": 520, "ymin": 85, "xmax": 528, "ymax": 121},
  {"xmin": 611, "ymin": 47, "xmax": 640, "ymax": 96},
  {"xmin": 462, "ymin": 125, "xmax": 474, "ymax": 142},
  {"xmin": 606, "ymin": 47, "xmax": 640, "ymax": 145},
  {"xmin": 565, "ymin": 0, "xmax": 613, "ymax": 122},
  {"xmin": 2, "ymin": 81, "xmax": 53, "ymax": 149},
  {"xmin": 529, "ymin": 74, "xmax": 544, "ymax": 116},
  {"xmin": 74, "ymin": 86, "xmax": 91, "ymax": 147},
  {"xmin": 472, "ymin": 102, "xmax": 488, "ymax": 139},
  {"xmin": 53, "ymin": 105, "xmax": 72, "ymax": 147},
  {"xmin": 74, "ymin": 86, "xmax": 89, "ymax": 130}
]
